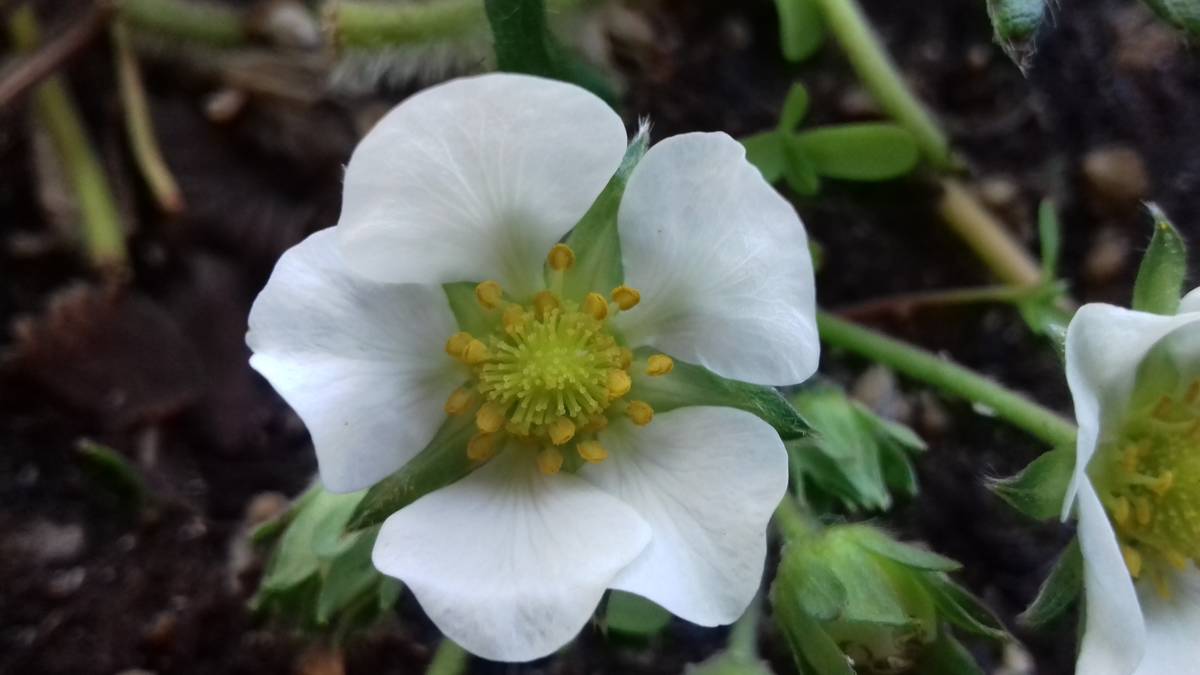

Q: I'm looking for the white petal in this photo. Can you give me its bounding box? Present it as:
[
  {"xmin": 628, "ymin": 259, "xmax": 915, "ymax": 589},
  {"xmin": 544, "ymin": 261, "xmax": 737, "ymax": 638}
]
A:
[
  {"xmin": 1178, "ymin": 286, "xmax": 1200, "ymax": 315},
  {"xmin": 373, "ymin": 448, "xmax": 651, "ymax": 662},
  {"xmin": 1133, "ymin": 568, "xmax": 1200, "ymax": 675},
  {"xmin": 247, "ymin": 228, "xmax": 461, "ymax": 493},
  {"xmin": 581, "ymin": 407, "xmax": 788, "ymax": 625},
  {"xmin": 337, "ymin": 73, "xmax": 628, "ymax": 297},
  {"xmin": 614, "ymin": 132, "xmax": 818, "ymax": 386},
  {"xmin": 1075, "ymin": 479, "xmax": 1146, "ymax": 675},
  {"xmin": 1062, "ymin": 304, "xmax": 1200, "ymax": 515}
]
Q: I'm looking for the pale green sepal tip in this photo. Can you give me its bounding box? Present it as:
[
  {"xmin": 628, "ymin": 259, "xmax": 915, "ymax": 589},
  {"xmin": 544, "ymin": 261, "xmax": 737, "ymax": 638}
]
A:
[
  {"xmin": 1132, "ymin": 203, "xmax": 1188, "ymax": 316},
  {"xmin": 850, "ymin": 526, "xmax": 961, "ymax": 573},
  {"xmin": 986, "ymin": 445, "xmax": 1075, "ymax": 521},
  {"xmin": 916, "ymin": 574, "xmax": 1009, "ymax": 641},
  {"xmin": 1018, "ymin": 538, "xmax": 1082, "ymax": 629}
]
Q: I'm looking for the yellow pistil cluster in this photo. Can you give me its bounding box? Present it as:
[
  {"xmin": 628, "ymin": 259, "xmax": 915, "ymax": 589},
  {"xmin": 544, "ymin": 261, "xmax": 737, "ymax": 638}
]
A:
[
  {"xmin": 442, "ymin": 243, "xmax": 672, "ymax": 474},
  {"xmin": 1097, "ymin": 380, "xmax": 1200, "ymax": 598}
]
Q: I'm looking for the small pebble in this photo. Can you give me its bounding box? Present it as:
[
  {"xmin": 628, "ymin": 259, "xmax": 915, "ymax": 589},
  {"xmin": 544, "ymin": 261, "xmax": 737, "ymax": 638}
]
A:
[
  {"xmin": 45, "ymin": 567, "xmax": 86, "ymax": 599},
  {"xmin": 245, "ymin": 491, "xmax": 290, "ymax": 528},
  {"xmin": 1082, "ymin": 145, "xmax": 1150, "ymax": 206},
  {"xmin": 1084, "ymin": 227, "xmax": 1131, "ymax": 285},
  {"xmin": 6, "ymin": 520, "xmax": 86, "ymax": 564},
  {"xmin": 838, "ymin": 85, "xmax": 882, "ymax": 119}
]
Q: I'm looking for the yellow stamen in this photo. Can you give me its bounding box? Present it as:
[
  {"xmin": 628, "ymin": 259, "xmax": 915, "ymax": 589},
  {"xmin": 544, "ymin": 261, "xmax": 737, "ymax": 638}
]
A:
[
  {"xmin": 1113, "ymin": 496, "xmax": 1131, "ymax": 527},
  {"xmin": 1152, "ymin": 569, "xmax": 1172, "ymax": 600},
  {"xmin": 474, "ymin": 280, "xmax": 503, "ymax": 310},
  {"xmin": 1135, "ymin": 497, "xmax": 1153, "ymax": 526},
  {"xmin": 577, "ymin": 440, "xmax": 608, "ymax": 463},
  {"xmin": 646, "ymin": 354, "xmax": 674, "ymax": 376},
  {"xmin": 547, "ymin": 417, "xmax": 576, "ymax": 446},
  {"xmin": 583, "ymin": 292, "xmax": 609, "ymax": 321},
  {"xmin": 445, "ymin": 331, "xmax": 473, "ymax": 358},
  {"xmin": 533, "ymin": 290, "xmax": 559, "ymax": 318},
  {"xmin": 627, "ymin": 400, "xmax": 654, "ymax": 426},
  {"xmin": 547, "ymin": 243, "xmax": 575, "ymax": 271},
  {"xmin": 1153, "ymin": 471, "xmax": 1175, "ymax": 496},
  {"xmin": 608, "ymin": 370, "xmax": 632, "ymax": 398},
  {"xmin": 611, "ymin": 285, "xmax": 641, "ymax": 310},
  {"xmin": 502, "ymin": 304, "xmax": 526, "ymax": 333},
  {"xmin": 462, "ymin": 339, "xmax": 489, "ymax": 365},
  {"xmin": 467, "ymin": 432, "xmax": 500, "ymax": 461},
  {"xmin": 537, "ymin": 446, "xmax": 564, "ymax": 475},
  {"xmin": 1123, "ymin": 545, "xmax": 1143, "ymax": 578},
  {"xmin": 619, "ymin": 348, "xmax": 633, "ymax": 370},
  {"xmin": 476, "ymin": 402, "xmax": 507, "ymax": 433},
  {"xmin": 1165, "ymin": 548, "xmax": 1190, "ymax": 571},
  {"xmin": 586, "ymin": 414, "xmax": 609, "ymax": 433},
  {"xmin": 444, "ymin": 387, "xmax": 474, "ymax": 415}
]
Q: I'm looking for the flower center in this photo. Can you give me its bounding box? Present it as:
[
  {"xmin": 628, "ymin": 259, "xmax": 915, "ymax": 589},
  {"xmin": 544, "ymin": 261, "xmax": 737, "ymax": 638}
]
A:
[
  {"xmin": 441, "ymin": 244, "xmax": 673, "ymax": 475},
  {"xmin": 1095, "ymin": 380, "xmax": 1200, "ymax": 597}
]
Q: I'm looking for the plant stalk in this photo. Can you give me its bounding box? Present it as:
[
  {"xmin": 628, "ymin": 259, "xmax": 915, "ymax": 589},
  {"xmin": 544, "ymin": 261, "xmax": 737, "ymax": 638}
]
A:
[
  {"xmin": 116, "ymin": 0, "xmax": 246, "ymax": 47},
  {"xmin": 937, "ymin": 177, "xmax": 1044, "ymax": 287},
  {"xmin": 425, "ymin": 638, "xmax": 469, "ymax": 675}
]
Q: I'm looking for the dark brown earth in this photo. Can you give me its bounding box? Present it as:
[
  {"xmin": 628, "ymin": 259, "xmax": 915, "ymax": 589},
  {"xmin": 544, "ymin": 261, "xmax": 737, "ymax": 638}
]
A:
[{"xmin": 3, "ymin": 0, "xmax": 1198, "ymax": 673}]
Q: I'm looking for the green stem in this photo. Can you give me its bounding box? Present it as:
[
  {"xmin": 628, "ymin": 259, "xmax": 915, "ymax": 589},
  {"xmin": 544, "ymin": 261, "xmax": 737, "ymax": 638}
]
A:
[
  {"xmin": 331, "ymin": 0, "xmax": 584, "ymax": 50},
  {"xmin": 937, "ymin": 177, "xmax": 1044, "ymax": 287},
  {"xmin": 818, "ymin": 311, "xmax": 1077, "ymax": 448},
  {"xmin": 727, "ymin": 593, "xmax": 762, "ymax": 661},
  {"xmin": 425, "ymin": 638, "xmax": 469, "ymax": 675},
  {"xmin": 10, "ymin": 5, "xmax": 128, "ymax": 271},
  {"xmin": 116, "ymin": 0, "xmax": 247, "ymax": 47},
  {"xmin": 812, "ymin": 0, "xmax": 950, "ymax": 168}
]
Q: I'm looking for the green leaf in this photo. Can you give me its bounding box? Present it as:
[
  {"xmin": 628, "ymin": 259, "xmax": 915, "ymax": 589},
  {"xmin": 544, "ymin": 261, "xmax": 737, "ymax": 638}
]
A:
[
  {"xmin": 347, "ymin": 414, "xmax": 477, "ymax": 530},
  {"xmin": 560, "ymin": 130, "xmax": 649, "ymax": 299},
  {"xmin": 630, "ymin": 349, "xmax": 810, "ymax": 439},
  {"xmin": 850, "ymin": 527, "xmax": 961, "ymax": 573},
  {"xmin": 742, "ymin": 132, "xmax": 785, "ymax": 184},
  {"xmin": 779, "ymin": 83, "xmax": 811, "ymax": 132},
  {"xmin": 919, "ymin": 575, "xmax": 1008, "ymax": 641},
  {"xmin": 774, "ymin": 0, "xmax": 826, "ymax": 62},
  {"xmin": 316, "ymin": 529, "xmax": 380, "ymax": 623},
  {"xmin": 1037, "ymin": 199, "xmax": 1061, "ymax": 278},
  {"xmin": 792, "ymin": 124, "xmax": 920, "ymax": 181},
  {"xmin": 1132, "ymin": 204, "xmax": 1188, "ymax": 315},
  {"xmin": 444, "ymin": 283, "xmax": 495, "ymax": 335},
  {"xmin": 771, "ymin": 585, "xmax": 855, "ymax": 675},
  {"xmin": 1141, "ymin": 0, "xmax": 1200, "ymax": 36},
  {"xmin": 1018, "ymin": 539, "xmax": 1082, "ymax": 628},
  {"xmin": 986, "ymin": 446, "xmax": 1074, "ymax": 521},
  {"xmin": 913, "ymin": 629, "xmax": 985, "ymax": 675},
  {"xmin": 75, "ymin": 438, "xmax": 148, "ymax": 513},
  {"xmin": 261, "ymin": 489, "xmax": 363, "ymax": 591},
  {"xmin": 606, "ymin": 591, "xmax": 672, "ymax": 638},
  {"xmin": 782, "ymin": 136, "xmax": 821, "ymax": 195}
]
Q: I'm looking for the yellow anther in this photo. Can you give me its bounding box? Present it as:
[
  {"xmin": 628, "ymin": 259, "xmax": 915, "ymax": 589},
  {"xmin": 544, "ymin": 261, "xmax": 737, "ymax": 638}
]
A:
[
  {"xmin": 586, "ymin": 414, "xmax": 609, "ymax": 433},
  {"xmin": 475, "ymin": 280, "xmax": 503, "ymax": 310},
  {"xmin": 444, "ymin": 387, "xmax": 474, "ymax": 415},
  {"xmin": 583, "ymin": 292, "xmax": 609, "ymax": 321},
  {"xmin": 1122, "ymin": 444, "xmax": 1144, "ymax": 472},
  {"xmin": 608, "ymin": 370, "xmax": 632, "ymax": 398},
  {"xmin": 627, "ymin": 400, "xmax": 654, "ymax": 426},
  {"xmin": 467, "ymin": 432, "xmax": 500, "ymax": 461},
  {"xmin": 502, "ymin": 304, "xmax": 527, "ymax": 332},
  {"xmin": 1165, "ymin": 549, "xmax": 1190, "ymax": 571},
  {"xmin": 1123, "ymin": 545, "xmax": 1143, "ymax": 578},
  {"xmin": 1113, "ymin": 496, "xmax": 1131, "ymax": 527},
  {"xmin": 547, "ymin": 417, "xmax": 576, "ymax": 446},
  {"xmin": 462, "ymin": 339, "xmax": 490, "ymax": 365},
  {"xmin": 1153, "ymin": 471, "xmax": 1175, "ymax": 496},
  {"xmin": 537, "ymin": 446, "xmax": 564, "ymax": 475},
  {"xmin": 445, "ymin": 331, "xmax": 473, "ymax": 358},
  {"xmin": 577, "ymin": 440, "xmax": 608, "ymax": 463},
  {"xmin": 1152, "ymin": 570, "xmax": 1173, "ymax": 600},
  {"xmin": 646, "ymin": 354, "xmax": 674, "ymax": 376},
  {"xmin": 547, "ymin": 243, "xmax": 575, "ymax": 271},
  {"xmin": 619, "ymin": 348, "xmax": 633, "ymax": 370},
  {"xmin": 476, "ymin": 402, "xmax": 507, "ymax": 433},
  {"xmin": 1135, "ymin": 497, "xmax": 1153, "ymax": 526},
  {"xmin": 611, "ymin": 285, "xmax": 641, "ymax": 311},
  {"xmin": 533, "ymin": 291, "xmax": 559, "ymax": 318}
]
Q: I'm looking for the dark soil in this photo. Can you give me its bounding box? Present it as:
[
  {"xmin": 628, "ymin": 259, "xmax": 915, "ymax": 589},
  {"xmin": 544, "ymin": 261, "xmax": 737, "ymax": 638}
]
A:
[{"xmin": 3, "ymin": 0, "xmax": 1197, "ymax": 673}]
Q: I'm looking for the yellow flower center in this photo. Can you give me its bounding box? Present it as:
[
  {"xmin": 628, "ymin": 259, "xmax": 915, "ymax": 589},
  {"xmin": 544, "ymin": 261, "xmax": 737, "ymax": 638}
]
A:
[
  {"xmin": 1096, "ymin": 380, "xmax": 1200, "ymax": 598},
  {"xmin": 442, "ymin": 244, "xmax": 673, "ymax": 474}
]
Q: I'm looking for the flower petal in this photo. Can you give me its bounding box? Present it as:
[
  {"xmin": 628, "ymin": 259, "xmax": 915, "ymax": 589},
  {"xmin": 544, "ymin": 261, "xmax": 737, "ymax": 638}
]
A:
[
  {"xmin": 1178, "ymin": 286, "xmax": 1200, "ymax": 315},
  {"xmin": 1133, "ymin": 568, "xmax": 1200, "ymax": 675},
  {"xmin": 247, "ymin": 228, "xmax": 461, "ymax": 493},
  {"xmin": 337, "ymin": 73, "xmax": 628, "ymax": 297},
  {"xmin": 614, "ymin": 132, "xmax": 818, "ymax": 386},
  {"xmin": 1075, "ymin": 479, "xmax": 1146, "ymax": 675},
  {"xmin": 1062, "ymin": 303, "xmax": 1200, "ymax": 514},
  {"xmin": 582, "ymin": 406, "xmax": 788, "ymax": 625},
  {"xmin": 373, "ymin": 447, "xmax": 651, "ymax": 662}
]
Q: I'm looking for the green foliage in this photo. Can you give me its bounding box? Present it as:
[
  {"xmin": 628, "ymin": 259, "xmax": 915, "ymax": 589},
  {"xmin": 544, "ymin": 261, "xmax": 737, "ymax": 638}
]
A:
[
  {"xmin": 986, "ymin": 0, "xmax": 1044, "ymax": 43},
  {"xmin": 252, "ymin": 487, "xmax": 399, "ymax": 640},
  {"xmin": 629, "ymin": 349, "xmax": 811, "ymax": 440},
  {"xmin": 741, "ymin": 83, "xmax": 920, "ymax": 195},
  {"xmin": 558, "ymin": 129, "xmax": 650, "ymax": 299},
  {"xmin": 1142, "ymin": 0, "xmax": 1200, "ymax": 36},
  {"xmin": 605, "ymin": 591, "xmax": 672, "ymax": 639},
  {"xmin": 987, "ymin": 446, "xmax": 1075, "ymax": 521},
  {"xmin": 774, "ymin": 0, "xmax": 826, "ymax": 62},
  {"xmin": 1132, "ymin": 204, "xmax": 1188, "ymax": 316},
  {"xmin": 483, "ymin": 0, "xmax": 614, "ymax": 103},
  {"xmin": 1009, "ymin": 199, "xmax": 1072, "ymax": 349},
  {"xmin": 912, "ymin": 629, "xmax": 986, "ymax": 675},
  {"xmin": 1019, "ymin": 539, "xmax": 1082, "ymax": 628},
  {"xmin": 75, "ymin": 438, "xmax": 148, "ymax": 514},
  {"xmin": 787, "ymin": 383, "xmax": 925, "ymax": 513},
  {"xmin": 347, "ymin": 414, "xmax": 478, "ymax": 530}
]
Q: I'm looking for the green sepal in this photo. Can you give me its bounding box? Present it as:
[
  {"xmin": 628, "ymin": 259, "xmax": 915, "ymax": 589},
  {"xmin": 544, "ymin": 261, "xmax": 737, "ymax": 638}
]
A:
[
  {"xmin": 605, "ymin": 590, "xmax": 672, "ymax": 639},
  {"xmin": 629, "ymin": 349, "xmax": 810, "ymax": 440},
  {"xmin": 261, "ymin": 488, "xmax": 364, "ymax": 591},
  {"xmin": 444, "ymin": 282, "xmax": 494, "ymax": 335},
  {"xmin": 1018, "ymin": 538, "xmax": 1082, "ymax": 628},
  {"xmin": 771, "ymin": 584, "xmax": 855, "ymax": 675},
  {"xmin": 850, "ymin": 527, "xmax": 961, "ymax": 572},
  {"xmin": 685, "ymin": 651, "xmax": 775, "ymax": 675},
  {"xmin": 1132, "ymin": 204, "xmax": 1188, "ymax": 316},
  {"xmin": 792, "ymin": 124, "xmax": 920, "ymax": 182},
  {"xmin": 986, "ymin": 445, "xmax": 1074, "ymax": 521},
  {"xmin": 316, "ymin": 528, "xmax": 381, "ymax": 623},
  {"xmin": 347, "ymin": 413, "xmax": 477, "ymax": 531},
  {"xmin": 917, "ymin": 574, "xmax": 1009, "ymax": 641},
  {"xmin": 778, "ymin": 544, "xmax": 848, "ymax": 621},
  {"xmin": 779, "ymin": 83, "xmax": 811, "ymax": 132},
  {"xmin": 913, "ymin": 628, "xmax": 986, "ymax": 675},
  {"xmin": 774, "ymin": 0, "xmax": 826, "ymax": 62},
  {"xmin": 558, "ymin": 129, "xmax": 650, "ymax": 299}
]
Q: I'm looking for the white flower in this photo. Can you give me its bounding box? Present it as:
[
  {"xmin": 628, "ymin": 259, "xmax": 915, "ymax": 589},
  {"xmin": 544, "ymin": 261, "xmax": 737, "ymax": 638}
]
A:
[
  {"xmin": 247, "ymin": 73, "xmax": 818, "ymax": 661},
  {"xmin": 1064, "ymin": 288, "xmax": 1200, "ymax": 675}
]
